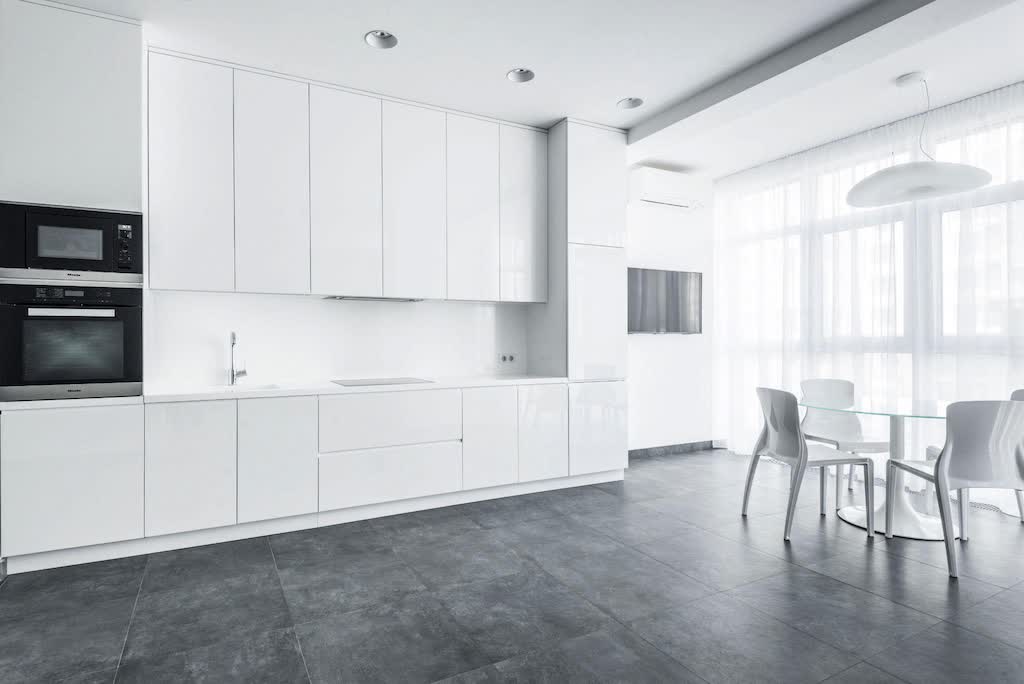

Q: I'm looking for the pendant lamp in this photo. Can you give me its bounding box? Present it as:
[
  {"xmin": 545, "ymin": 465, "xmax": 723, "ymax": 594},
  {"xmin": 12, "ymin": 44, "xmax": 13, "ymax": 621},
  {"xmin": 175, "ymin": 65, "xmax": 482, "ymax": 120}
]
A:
[{"xmin": 846, "ymin": 73, "xmax": 991, "ymax": 208}]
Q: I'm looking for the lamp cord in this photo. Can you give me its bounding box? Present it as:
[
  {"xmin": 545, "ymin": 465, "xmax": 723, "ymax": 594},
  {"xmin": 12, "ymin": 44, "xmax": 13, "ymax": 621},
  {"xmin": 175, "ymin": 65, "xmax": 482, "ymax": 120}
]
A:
[{"xmin": 919, "ymin": 79, "xmax": 936, "ymax": 161}]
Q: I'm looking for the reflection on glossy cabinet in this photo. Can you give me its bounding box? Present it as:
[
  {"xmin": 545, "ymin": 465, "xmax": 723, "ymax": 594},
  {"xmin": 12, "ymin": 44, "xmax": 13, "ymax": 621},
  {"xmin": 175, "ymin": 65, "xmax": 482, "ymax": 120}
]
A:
[
  {"xmin": 568, "ymin": 243, "xmax": 627, "ymax": 380},
  {"xmin": 463, "ymin": 386, "xmax": 518, "ymax": 489},
  {"xmin": 148, "ymin": 53, "xmax": 234, "ymax": 291},
  {"xmin": 234, "ymin": 71, "xmax": 310, "ymax": 294},
  {"xmin": 310, "ymin": 87, "xmax": 383, "ymax": 297},
  {"xmin": 0, "ymin": 405, "xmax": 144, "ymax": 557},
  {"xmin": 238, "ymin": 396, "xmax": 317, "ymax": 523},
  {"xmin": 570, "ymin": 381, "xmax": 627, "ymax": 475},
  {"xmin": 518, "ymin": 384, "xmax": 569, "ymax": 482},
  {"xmin": 382, "ymin": 101, "xmax": 446, "ymax": 299},
  {"xmin": 447, "ymin": 114, "xmax": 500, "ymax": 301},
  {"xmin": 567, "ymin": 123, "xmax": 626, "ymax": 247},
  {"xmin": 145, "ymin": 400, "xmax": 237, "ymax": 537},
  {"xmin": 500, "ymin": 126, "xmax": 548, "ymax": 302}
]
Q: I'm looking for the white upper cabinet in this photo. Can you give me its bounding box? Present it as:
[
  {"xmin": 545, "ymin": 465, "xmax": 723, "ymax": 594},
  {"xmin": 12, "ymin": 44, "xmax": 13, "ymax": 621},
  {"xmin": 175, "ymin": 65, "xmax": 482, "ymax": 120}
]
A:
[
  {"xmin": 446, "ymin": 114, "xmax": 500, "ymax": 301},
  {"xmin": 568, "ymin": 243, "xmax": 627, "ymax": 380},
  {"xmin": 382, "ymin": 102, "xmax": 446, "ymax": 299},
  {"xmin": 310, "ymin": 87, "xmax": 383, "ymax": 297},
  {"xmin": 148, "ymin": 54, "xmax": 234, "ymax": 291},
  {"xmin": 234, "ymin": 71, "xmax": 310, "ymax": 294},
  {"xmin": 567, "ymin": 123, "xmax": 626, "ymax": 247},
  {"xmin": 0, "ymin": 1, "xmax": 141, "ymax": 211},
  {"xmin": 570, "ymin": 381, "xmax": 628, "ymax": 475},
  {"xmin": 499, "ymin": 126, "xmax": 548, "ymax": 302}
]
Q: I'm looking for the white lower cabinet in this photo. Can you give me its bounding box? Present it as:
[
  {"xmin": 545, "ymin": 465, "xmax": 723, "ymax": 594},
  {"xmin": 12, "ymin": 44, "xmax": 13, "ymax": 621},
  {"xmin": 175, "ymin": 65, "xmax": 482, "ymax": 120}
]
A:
[
  {"xmin": 517, "ymin": 384, "xmax": 569, "ymax": 482},
  {"xmin": 319, "ymin": 389, "xmax": 461, "ymax": 452},
  {"xmin": 319, "ymin": 441, "xmax": 462, "ymax": 510},
  {"xmin": 462, "ymin": 386, "xmax": 518, "ymax": 489},
  {"xmin": 237, "ymin": 396, "xmax": 317, "ymax": 523},
  {"xmin": 570, "ymin": 381, "xmax": 627, "ymax": 475},
  {"xmin": 145, "ymin": 400, "xmax": 237, "ymax": 537},
  {"xmin": 0, "ymin": 405, "xmax": 144, "ymax": 557}
]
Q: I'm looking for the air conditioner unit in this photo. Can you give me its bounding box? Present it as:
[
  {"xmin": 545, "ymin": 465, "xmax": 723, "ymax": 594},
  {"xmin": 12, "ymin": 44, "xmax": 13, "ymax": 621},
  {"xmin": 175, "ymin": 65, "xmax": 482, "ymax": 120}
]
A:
[{"xmin": 630, "ymin": 166, "xmax": 708, "ymax": 210}]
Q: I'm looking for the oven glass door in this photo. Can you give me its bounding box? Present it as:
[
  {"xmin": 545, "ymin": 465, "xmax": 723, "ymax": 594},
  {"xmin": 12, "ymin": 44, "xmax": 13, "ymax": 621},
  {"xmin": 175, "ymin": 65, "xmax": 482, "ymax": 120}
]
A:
[
  {"xmin": 25, "ymin": 213, "xmax": 114, "ymax": 273},
  {"xmin": 0, "ymin": 305, "xmax": 142, "ymax": 388}
]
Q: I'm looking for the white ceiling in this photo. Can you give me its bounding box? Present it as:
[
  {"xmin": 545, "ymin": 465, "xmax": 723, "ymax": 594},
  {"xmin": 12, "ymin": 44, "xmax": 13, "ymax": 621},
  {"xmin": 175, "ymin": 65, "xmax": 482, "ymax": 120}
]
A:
[
  {"xmin": 55, "ymin": 0, "xmax": 873, "ymax": 129},
  {"xmin": 633, "ymin": 0, "xmax": 1024, "ymax": 178}
]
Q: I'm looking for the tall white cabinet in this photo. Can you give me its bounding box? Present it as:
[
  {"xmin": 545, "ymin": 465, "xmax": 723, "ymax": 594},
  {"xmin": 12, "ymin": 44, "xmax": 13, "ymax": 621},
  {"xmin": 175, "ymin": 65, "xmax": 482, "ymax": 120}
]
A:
[
  {"xmin": 148, "ymin": 54, "xmax": 235, "ymax": 291},
  {"xmin": 382, "ymin": 101, "xmax": 447, "ymax": 299},
  {"xmin": 500, "ymin": 126, "xmax": 548, "ymax": 302},
  {"xmin": 234, "ymin": 72, "xmax": 310, "ymax": 294},
  {"xmin": 568, "ymin": 243, "xmax": 628, "ymax": 380},
  {"xmin": 310, "ymin": 87, "xmax": 383, "ymax": 297}
]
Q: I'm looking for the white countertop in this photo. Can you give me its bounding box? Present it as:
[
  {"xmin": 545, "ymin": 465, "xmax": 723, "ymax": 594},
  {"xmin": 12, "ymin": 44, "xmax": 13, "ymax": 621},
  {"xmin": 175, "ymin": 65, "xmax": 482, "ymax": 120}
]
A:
[{"xmin": 142, "ymin": 375, "xmax": 569, "ymax": 403}]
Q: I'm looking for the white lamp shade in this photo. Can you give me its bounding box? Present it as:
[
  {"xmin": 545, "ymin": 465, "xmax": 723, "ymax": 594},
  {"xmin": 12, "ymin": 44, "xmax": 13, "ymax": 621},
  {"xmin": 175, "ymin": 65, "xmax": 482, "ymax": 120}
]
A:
[{"xmin": 846, "ymin": 161, "xmax": 991, "ymax": 208}]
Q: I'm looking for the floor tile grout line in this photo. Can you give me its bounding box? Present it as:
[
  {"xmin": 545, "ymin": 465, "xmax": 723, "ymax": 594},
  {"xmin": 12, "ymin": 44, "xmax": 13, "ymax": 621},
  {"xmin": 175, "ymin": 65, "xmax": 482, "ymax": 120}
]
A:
[
  {"xmin": 266, "ymin": 536, "xmax": 313, "ymax": 684},
  {"xmin": 112, "ymin": 555, "xmax": 149, "ymax": 678}
]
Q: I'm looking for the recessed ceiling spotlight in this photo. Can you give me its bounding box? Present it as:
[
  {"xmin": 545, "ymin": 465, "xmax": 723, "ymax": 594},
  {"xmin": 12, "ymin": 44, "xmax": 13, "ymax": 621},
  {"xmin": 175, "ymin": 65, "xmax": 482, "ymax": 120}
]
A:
[
  {"xmin": 617, "ymin": 97, "xmax": 644, "ymax": 109},
  {"xmin": 364, "ymin": 30, "xmax": 397, "ymax": 49},
  {"xmin": 506, "ymin": 68, "xmax": 535, "ymax": 83}
]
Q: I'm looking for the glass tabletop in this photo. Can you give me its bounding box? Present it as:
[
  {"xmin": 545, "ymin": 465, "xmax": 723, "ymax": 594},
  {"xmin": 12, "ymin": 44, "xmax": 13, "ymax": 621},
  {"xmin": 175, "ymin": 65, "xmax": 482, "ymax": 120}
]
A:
[{"xmin": 798, "ymin": 397, "xmax": 949, "ymax": 420}]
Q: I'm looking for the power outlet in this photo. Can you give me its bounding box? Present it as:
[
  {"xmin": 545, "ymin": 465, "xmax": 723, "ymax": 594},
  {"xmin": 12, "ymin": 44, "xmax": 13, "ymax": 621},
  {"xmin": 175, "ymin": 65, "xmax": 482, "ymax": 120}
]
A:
[{"xmin": 500, "ymin": 353, "xmax": 517, "ymax": 363}]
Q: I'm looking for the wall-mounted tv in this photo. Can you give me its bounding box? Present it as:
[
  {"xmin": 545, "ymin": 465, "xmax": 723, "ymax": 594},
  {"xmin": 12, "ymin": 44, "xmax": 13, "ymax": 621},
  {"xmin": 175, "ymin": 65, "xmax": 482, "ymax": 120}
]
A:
[{"xmin": 628, "ymin": 268, "xmax": 702, "ymax": 334}]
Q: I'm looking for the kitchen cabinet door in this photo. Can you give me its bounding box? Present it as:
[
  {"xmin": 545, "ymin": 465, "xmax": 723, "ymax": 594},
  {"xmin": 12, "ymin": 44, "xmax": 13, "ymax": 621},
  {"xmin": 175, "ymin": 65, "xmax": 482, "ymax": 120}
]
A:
[
  {"xmin": 238, "ymin": 396, "xmax": 317, "ymax": 523},
  {"xmin": 568, "ymin": 243, "xmax": 627, "ymax": 380},
  {"xmin": 567, "ymin": 123, "xmax": 626, "ymax": 247},
  {"xmin": 500, "ymin": 126, "xmax": 548, "ymax": 302},
  {"xmin": 446, "ymin": 114, "xmax": 499, "ymax": 301},
  {"xmin": 234, "ymin": 71, "xmax": 310, "ymax": 294},
  {"xmin": 310, "ymin": 87, "xmax": 383, "ymax": 297},
  {"xmin": 319, "ymin": 389, "xmax": 461, "ymax": 453},
  {"xmin": 382, "ymin": 102, "xmax": 446, "ymax": 299},
  {"xmin": 517, "ymin": 383, "xmax": 569, "ymax": 482},
  {"xmin": 148, "ymin": 53, "xmax": 234, "ymax": 291},
  {"xmin": 145, "ymin": 400, "xmax": 237, "ymax": 536},
  {"xmin": 0, "ymin": 404, "xmax": 143, "ymax": 557},
  {"xmin": 570, "ymin": 381, "xmax": 627, "ymax": 475},
  {"xmin": 462, "ymin": 386, "xmax": 518, "ymax": 489}
]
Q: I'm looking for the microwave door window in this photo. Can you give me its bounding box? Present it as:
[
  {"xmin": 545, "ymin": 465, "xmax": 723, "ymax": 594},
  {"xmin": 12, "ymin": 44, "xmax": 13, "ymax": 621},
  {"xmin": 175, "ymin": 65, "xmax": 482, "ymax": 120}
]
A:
[
  {"xmin": 37, "ymin": 225, "xmax": 105, "ymax": 261},
  {"xmin": 22, "ymin": 319, "xmax": 125, "ymax": 382}
]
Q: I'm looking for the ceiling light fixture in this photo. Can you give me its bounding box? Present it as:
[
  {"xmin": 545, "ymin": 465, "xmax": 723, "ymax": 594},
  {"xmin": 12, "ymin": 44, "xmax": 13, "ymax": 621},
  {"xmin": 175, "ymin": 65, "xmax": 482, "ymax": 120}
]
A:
[
  {"xmin": 506, "ymin": 68, "xmax": 535, "ymax": 83},
  {"xmin": 617, "ymin": 97, "xmax": 644, "ymax": 109},
  {"xmin": 846, "ymin": 72, "xmax": 990, "ymax": 208},
  {"xmin": 364, "ymin": 30, "xmax": 398, "ymax": 49}
]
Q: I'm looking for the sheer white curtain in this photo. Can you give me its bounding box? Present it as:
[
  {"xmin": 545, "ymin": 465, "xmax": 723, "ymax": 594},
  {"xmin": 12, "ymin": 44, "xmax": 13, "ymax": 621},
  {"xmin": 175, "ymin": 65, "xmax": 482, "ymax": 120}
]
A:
[{"xmin": 713, "ymin": 82, "xmax": 1024, "ymax": 515}]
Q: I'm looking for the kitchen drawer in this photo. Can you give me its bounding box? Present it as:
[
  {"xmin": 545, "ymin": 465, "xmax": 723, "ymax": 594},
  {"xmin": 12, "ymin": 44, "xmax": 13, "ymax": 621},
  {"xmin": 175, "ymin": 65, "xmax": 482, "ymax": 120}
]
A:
[
  {"xmin": 318, "ymin": 389, "xmax": 461, "ymax": 452},
  {"xmin": 318, "ymin": 441, "xmax": 462, "ymax": 511}
]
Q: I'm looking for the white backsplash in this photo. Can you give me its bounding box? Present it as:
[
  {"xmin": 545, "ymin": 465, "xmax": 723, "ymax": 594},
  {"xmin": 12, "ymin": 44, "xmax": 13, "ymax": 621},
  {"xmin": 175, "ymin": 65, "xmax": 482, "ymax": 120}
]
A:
[{"xmin": 145, "ymin": 290, "xmax": 529, "ymax": 387}]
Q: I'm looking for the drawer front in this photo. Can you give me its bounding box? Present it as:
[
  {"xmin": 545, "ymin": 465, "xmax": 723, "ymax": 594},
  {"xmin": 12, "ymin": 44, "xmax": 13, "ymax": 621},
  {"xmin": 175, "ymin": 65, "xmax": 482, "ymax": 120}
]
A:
[
  {"xmin": 318, "ymin": 389, "xmax": 461, "ymax": 452},
  {"xmin": 319, "ymin": 441, "xmax": 462, "ymax": 510}
]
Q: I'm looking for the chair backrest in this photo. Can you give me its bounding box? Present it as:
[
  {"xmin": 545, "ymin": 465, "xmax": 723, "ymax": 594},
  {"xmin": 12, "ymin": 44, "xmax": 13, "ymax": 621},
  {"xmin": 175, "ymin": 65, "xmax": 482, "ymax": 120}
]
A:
[
  {"xmin": 755, "ymin": 387, "xmax": 806, "ymax": 467},
  {"xmin": 1012, "ymin": 389, "xmax": 1024, "ymax": 401},
  {"xmin": 937, "ymin": 400, "xmax": 1024, "ymax": 491},
  {"xmin": 799, "ymin": 379, "xmax": 865, "ymax": 442}
]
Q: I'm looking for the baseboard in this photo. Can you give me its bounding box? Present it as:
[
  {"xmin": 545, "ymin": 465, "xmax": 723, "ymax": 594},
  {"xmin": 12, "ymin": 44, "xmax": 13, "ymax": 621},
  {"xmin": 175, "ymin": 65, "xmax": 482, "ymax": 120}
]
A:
[{"xmin": 629, "ymin": 441, "xmax": 716, "ymax": 459}]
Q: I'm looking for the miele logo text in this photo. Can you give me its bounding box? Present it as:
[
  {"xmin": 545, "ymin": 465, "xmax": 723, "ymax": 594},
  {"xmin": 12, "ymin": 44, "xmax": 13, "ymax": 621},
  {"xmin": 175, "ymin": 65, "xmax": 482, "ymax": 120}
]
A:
[{"xmin": 66, "ymin": 273, "xmax": 80, "ymax": 277}]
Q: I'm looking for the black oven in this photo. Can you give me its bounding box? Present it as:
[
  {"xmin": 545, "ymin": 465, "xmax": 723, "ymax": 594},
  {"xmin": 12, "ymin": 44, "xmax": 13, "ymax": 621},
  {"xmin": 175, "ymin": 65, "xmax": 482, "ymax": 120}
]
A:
[
  {"xmin": 0, "ymin": 284, "xmax": 142, "ymax": 400},
  {"xmin": 0, "ymin": 202, "xmax": 142, "ymax": 283}
]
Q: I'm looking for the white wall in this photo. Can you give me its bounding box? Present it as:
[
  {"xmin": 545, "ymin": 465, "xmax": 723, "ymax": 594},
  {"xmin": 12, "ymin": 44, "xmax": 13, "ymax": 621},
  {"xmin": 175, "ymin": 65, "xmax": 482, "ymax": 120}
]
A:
[
  {"xmin": 144, "ymin": 291, "xmax": 529, "ymax": 388},
  {"xmin": 626, "ymin": 173, "xmax": 714, "ymax": 450}
]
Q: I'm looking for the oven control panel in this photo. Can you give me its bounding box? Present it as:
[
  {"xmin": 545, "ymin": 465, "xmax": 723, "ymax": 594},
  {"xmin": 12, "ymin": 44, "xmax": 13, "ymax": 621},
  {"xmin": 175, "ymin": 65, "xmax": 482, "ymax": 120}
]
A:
[
  {"xmin": 32, "ymin": 286, "xmax": 115, "ymax": 304},
  {"xmin": 116, "ymin": 224, "xmax": 135, "ymax": 270}
]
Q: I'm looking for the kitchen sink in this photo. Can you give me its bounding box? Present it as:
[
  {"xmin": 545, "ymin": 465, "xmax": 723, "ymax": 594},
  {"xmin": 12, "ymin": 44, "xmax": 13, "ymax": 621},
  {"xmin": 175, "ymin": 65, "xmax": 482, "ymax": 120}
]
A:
[{"xmin": 332, "ymin": 377, "xmax": 433, "ymax": 387}]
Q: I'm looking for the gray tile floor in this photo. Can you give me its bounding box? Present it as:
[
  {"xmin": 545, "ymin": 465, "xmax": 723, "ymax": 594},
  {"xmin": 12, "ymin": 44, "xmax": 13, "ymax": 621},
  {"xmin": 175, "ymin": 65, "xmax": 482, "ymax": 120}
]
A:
[{"xmin": 2, "ymin": 449, "xmax": 1024, "ymax": 683}]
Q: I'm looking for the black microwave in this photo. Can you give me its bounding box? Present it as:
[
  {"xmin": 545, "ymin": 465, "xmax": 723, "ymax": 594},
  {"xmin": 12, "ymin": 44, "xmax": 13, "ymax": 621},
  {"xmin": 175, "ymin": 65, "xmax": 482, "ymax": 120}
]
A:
[{"xmin": 0, "ymin": 202, "xmax": 142, "ymax": 284}]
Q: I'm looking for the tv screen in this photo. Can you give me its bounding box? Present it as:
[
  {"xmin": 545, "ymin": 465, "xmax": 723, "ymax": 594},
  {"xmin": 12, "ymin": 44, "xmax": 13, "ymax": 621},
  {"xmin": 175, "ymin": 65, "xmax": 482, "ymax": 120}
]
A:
[{"xmin": 628, "ymin": 268, "xmax": 702, "ymax": 334}]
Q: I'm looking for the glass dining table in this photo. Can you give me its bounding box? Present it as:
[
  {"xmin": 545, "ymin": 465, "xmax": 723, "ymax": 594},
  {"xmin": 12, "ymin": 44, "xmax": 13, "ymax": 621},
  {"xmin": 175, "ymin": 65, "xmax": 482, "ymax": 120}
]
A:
[{"xmin": 798, "ymin": 397, "xmax": 951, "ymax": 541}]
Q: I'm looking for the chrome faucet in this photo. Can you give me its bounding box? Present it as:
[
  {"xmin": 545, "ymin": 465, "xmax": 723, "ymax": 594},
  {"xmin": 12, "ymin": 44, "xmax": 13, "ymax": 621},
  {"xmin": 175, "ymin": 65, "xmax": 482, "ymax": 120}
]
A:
[{"xmin": 229, "ymin": 331, "xmax": 247, "ymax": 385}]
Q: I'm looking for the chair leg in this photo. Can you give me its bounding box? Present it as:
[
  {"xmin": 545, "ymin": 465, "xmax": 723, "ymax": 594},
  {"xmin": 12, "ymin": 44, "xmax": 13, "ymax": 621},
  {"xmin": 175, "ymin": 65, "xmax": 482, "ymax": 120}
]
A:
[
  {"xmin": 1015, "ymin": 490, "xmax": 1024, "ymax": 523},
  {"xmin": 784, "ymin": 465, "xmax": 805, "ymax": 542},
  {"xmin": 863, "ymin": 460, "xmax": 875, "ymax": 538},
  {"xmin": 847, "ymin": 463, "xmax": 855, "ymax": 491},
  {"xmin": 745, "ymin": 456, "xmax": 761, "ymax": 516},
  {"xmin": 958, "ymin": 488, "xmax": 970, "ymax": 541},
  {"xmin": 835, "ymin": 464, "xmax": 843, "ymax": 511},
  {"xmin": 935, "ymin": 477, "xmax": 959, "ymax": 578},
  {"xmin": 885, "ymin": 462, "xmax": 895, "ymax": 538},
  {"xmin": 819, "ymin": 467, "xmax": 827, "ymax": 517}
]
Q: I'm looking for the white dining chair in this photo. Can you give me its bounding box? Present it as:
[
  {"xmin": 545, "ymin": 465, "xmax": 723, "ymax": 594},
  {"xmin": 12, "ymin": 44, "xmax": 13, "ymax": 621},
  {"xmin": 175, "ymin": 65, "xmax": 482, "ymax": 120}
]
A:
[
  {"xmin": 800, "ymin": 379, "xmax": 889, "ymax": 509},
  {"xmin": 744, "ymin": 387, "xmax": 875, "ymax": 541},
  {"xmin": 924, "ymin": 389, "xmax": 1024, "ymax": 527},
  {"xmin": 886, "ymin": 400, "xmax": 1024, "ymax": 578}
]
